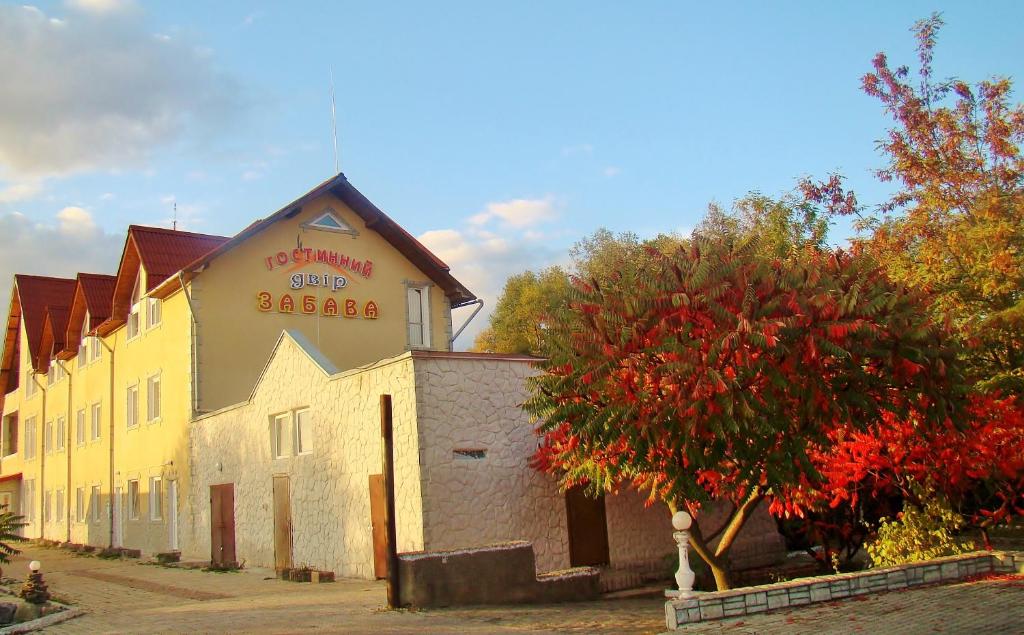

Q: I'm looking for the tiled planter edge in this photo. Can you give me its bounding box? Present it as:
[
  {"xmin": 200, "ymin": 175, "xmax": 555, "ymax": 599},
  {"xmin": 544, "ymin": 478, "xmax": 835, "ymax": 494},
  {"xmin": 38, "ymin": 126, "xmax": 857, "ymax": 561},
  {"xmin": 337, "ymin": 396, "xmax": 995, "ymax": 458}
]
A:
[{"xmin": 665, "ymin": 550, "xmax": 1024, "ymax": 629}]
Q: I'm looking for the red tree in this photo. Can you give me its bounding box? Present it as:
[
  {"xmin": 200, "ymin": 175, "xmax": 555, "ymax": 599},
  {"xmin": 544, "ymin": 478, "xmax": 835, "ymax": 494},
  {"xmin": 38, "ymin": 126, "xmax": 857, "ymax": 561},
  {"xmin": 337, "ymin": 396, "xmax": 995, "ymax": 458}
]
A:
[{"xmin": 526, "ymin": 238, "xmax": 962, "ymax": 589}]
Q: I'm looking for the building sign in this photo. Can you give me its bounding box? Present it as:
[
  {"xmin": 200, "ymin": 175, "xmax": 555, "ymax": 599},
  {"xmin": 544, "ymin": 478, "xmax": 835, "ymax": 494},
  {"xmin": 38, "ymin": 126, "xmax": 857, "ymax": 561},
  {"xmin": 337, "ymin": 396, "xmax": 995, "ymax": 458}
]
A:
[{"xmin": 258, "ymin": 247, "xmax": 379, "ymax": 319}]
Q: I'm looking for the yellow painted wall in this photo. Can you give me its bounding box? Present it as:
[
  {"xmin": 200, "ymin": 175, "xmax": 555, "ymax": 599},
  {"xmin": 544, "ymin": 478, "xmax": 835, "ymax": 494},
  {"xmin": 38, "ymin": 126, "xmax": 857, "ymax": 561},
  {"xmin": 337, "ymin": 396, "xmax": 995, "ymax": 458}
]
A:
[{"xmin": 193, "ymin": 193, "xmax": 454, "ymax": 411}]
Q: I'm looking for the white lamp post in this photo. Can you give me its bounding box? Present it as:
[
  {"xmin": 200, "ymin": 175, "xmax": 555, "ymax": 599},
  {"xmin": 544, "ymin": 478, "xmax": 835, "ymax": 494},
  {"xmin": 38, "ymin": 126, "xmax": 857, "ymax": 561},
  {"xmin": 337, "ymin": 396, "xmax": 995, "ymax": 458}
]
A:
[{"xmin": 665, "ymin": 511, "xmax": 695, "ymax": 598}]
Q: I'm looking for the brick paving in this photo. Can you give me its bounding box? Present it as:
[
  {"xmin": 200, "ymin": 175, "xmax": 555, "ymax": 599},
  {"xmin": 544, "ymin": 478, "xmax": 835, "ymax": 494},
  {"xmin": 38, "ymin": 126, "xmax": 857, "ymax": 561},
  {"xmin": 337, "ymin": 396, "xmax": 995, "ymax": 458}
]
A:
[{"xmin": 2, "ymin": 546, "xmax": 1019, "ymax": 633}]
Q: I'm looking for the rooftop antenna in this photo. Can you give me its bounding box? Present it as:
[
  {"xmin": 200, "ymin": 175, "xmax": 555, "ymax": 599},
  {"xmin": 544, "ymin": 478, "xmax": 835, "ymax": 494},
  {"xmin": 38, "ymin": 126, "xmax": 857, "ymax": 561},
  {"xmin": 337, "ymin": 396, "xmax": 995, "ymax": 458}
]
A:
[
  {"xmin": 172, "ymin": 202, "xmax": 178, "ymax": 231},
  {"xmin": 330, "ymin": 67, "xmax": 340, "ymax": 174}
]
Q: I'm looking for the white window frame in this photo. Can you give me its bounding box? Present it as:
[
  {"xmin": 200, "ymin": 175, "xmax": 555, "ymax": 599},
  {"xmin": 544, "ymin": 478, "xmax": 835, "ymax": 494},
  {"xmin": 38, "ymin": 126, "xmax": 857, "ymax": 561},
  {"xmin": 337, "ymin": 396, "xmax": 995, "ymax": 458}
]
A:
[
  {"xmin": 44, "ymin": 489, "xmax": 51, "ymax": 523},
  {"xmin": 91, "ymin": 485, "xmax": 102, "ymax": 523},
  {"xmin": 89, "ymin": 335, "xmax": 102, "ymax": 362},
  {"xmin": 126, "ymin": 384, "xmax": 139, "ymax": 429},
  {"xmin": 406, "ymin": 283, "xmax": 431, "ymax": 348},
  {"xmin": 56, "ymin": 416, "xmax": 66, "ymax": 452},
  {"xmin": 78, "ymin": 312, "xmax": 89, "ymax": 367},
  {"xmin": 55, "ymin": 488, "xmax": 64, "ymax": 524},
  {"xmin": 23, "ymin": 417, "xmax": 36, "ymax": 460},
  {"xmin": 22, "ymin": 479, "xmax": 34, "ymax": 521},
  {"xmin": 294, "ymin": 409, "xmax": 312, "ymax": 455},
  {"xmin": 25, "ymin": 371, "xmax": 37, "ymax": 398},
  {"xmin": 44, "ymin": 420, "xmax": 53, "ymax": 454},
  {"xmin": 76, "ymin": 487, "xmax": 85, "ymax": 523},
  {"xmin": 146, "ymin": 297, "xmax": 162, "ymax": 329},
  {"xmin": 149, "ymin": 476, "xmax": 162, "ymax": 521},
  {"xmin": 127, "ymin": 479, "xmax": 140, "ymax": 520},
  {"xmin": 271, "ymin": 413, "xmax": 289, "ymax": 459},
  {"xmin": 127, "ymin": 273, "xmax": 142, "ymax": 340},
  {"xmin": 76, "ymin": 409, "xmax": 86, "ymax": 446},
  {"xmin": 90, "ymin": 403, "xmax": 102, "ymax": 441},
  {"xmin": 146, "ymin": 373, "xmax": 161, "ymax": 422}
]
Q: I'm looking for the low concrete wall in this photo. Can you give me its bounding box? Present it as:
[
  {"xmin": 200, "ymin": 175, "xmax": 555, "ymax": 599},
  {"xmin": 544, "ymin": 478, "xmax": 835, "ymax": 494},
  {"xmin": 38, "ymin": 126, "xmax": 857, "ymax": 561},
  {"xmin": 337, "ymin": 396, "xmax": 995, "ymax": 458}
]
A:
[
  {"xmin": 665, "ymin": 550, "xmax": 1024, "ymax": 629},
  {"xmin": 397, "ymin": 542, "xmax": 600, "ymax": 607}
]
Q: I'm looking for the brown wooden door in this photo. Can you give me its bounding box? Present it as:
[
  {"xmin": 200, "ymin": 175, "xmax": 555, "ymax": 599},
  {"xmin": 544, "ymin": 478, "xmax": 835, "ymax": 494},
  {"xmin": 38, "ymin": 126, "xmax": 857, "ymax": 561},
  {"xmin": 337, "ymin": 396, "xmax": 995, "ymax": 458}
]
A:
[
  {"xmin": 210, "ymin": 484, "xmax": 236, "ymax": 566},
  {"xmin": 368, "ymin": 474, "xmax": 387, "ymax": 579},
  {"xmin": 273, "ymin": 475, "xmax": 293, "ymax": 572},
  {"xmin": 565, "ymin": 485, "xmax": 610, "ymax": 567}
]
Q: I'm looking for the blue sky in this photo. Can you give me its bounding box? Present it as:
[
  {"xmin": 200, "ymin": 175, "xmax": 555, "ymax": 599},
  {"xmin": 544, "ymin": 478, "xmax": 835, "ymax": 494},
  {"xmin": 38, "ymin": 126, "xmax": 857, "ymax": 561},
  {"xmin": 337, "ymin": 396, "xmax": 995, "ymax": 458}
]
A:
[{"xmin": 1, "ymin": 0, "xmax": 1022, "ymax": 344}]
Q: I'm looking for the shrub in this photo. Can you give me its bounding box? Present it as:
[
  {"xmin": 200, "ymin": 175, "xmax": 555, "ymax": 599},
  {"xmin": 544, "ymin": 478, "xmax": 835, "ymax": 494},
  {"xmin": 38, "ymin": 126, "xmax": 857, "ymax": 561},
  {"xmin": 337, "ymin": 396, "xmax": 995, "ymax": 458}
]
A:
[{"xmin": 866, "ymin": 495, "xmax": 977, "ymax": 568}]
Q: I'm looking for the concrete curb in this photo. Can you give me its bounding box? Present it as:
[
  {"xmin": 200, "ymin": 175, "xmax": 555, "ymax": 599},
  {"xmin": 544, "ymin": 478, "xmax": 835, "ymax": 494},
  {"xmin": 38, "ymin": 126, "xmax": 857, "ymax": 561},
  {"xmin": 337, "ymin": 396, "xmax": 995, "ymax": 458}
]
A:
[{"xmin": 665, "ymin": 550, "xmax": 1024, "ymax": 629}]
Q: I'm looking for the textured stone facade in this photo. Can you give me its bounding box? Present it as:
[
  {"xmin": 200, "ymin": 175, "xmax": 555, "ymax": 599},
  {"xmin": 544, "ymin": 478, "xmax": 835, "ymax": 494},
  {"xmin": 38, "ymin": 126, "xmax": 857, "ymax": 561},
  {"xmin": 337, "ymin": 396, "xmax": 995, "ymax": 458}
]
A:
[
  {"xmin": 186, "ymin": 335, "xmax": 678, "ymax": 579},
  {"xmin": 185, "ymin": 331, "xmax": 424, "ymax": 578}
]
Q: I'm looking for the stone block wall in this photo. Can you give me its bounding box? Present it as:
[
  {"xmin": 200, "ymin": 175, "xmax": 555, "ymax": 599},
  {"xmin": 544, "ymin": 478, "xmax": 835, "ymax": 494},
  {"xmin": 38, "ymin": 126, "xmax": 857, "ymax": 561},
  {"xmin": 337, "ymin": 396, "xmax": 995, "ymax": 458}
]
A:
[{"xmin": 185, "ymin": 331, "xmax": 425, "ymax": 578}]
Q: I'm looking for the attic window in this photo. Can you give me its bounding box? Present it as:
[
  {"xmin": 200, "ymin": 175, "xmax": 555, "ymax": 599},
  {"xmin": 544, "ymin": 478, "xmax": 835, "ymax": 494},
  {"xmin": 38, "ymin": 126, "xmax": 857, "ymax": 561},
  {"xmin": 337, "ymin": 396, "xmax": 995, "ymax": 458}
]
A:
[{"xmin": 303, "ymin": 208, "xmax": 357, "ymax": 236}]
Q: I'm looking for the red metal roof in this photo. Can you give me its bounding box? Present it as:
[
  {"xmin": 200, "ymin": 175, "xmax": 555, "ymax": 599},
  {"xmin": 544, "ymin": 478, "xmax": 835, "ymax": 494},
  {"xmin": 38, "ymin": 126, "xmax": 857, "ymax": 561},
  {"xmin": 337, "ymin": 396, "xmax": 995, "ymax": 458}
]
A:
[
  {"xmin": 37, "ymin": 306, "xmax": 70, "ymax": 370},
  {"xmin": 129, "ymin": 226, "xmax": 231, "ymax": 291},
  {"xmin": 79, "ymin": 273, "xmax": 117, "ymax": 324},
  {"xmin": 13, "ymin": 275, "xmax": 76, "ymax": 370}
]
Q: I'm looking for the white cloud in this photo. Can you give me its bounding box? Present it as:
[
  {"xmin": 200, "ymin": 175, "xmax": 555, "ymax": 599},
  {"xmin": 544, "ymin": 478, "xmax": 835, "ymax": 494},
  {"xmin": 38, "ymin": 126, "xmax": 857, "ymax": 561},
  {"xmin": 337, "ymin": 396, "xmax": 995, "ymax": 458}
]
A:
[
  {"xmin": 0, "ymin": 180, "xmax": 43, "ymax": 203},
  {"xmin": 0, "ymin": 208, "xmax": 123, "ymax": 304},
  {"xmin": 65, "ymin": 0, "xmax": 137, "ymax": 15},
  {"xmin": 419, "ymin": 212, "xmax": 565, "ymax": 349},
  {"xmin": 603, "ymin": 166, "xmax": 621, "ymax": 178},
  {"xmin": 0, "ymin": 4, "xmax": 242, "ymax": 177},
  {"xmin": 469, "ymin": 197, "xmax": 558, "ymax": 229}
]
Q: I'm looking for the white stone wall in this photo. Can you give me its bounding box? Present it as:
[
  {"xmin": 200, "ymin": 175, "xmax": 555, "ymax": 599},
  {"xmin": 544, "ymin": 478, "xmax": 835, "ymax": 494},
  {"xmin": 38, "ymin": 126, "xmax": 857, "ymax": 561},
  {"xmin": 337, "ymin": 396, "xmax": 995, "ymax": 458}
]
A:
[
  {"xmin": 185, "ymin": 332, "xmax": 424, "ymax": 578},
  {"xmin": 411, "ymin": 354, "xmax": 674, "ymax": 574},
  {"xmin": 411, "ymin": 355, "xmax": 571, "ymax": 573}
]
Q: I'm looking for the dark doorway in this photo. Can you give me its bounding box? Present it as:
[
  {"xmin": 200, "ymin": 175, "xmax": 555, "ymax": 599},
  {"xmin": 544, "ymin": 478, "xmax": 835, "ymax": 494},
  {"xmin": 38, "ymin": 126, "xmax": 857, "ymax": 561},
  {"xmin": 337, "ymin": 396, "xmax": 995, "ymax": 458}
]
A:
[
  {"xmin": 565, "ymin": 485, "xmax": 610, "ymax": 566},
  {"xmin": 273, "ymin": 475, "xmax": 293, "ymax": 572},
  {"xmin": 368, "ymin": 474, "xmax": 387, "ymax": 579},
  {"xmin": 210, "ymin": 483, "xmax": 236, "ymax": 567}
]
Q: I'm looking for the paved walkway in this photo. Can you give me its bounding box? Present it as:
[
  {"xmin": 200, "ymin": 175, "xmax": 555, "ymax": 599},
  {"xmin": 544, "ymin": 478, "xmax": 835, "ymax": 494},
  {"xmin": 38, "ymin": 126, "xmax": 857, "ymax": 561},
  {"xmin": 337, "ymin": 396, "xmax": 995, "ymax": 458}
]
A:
[{"xmin": 1, "ymin": 546, "xmax": 1019, "ymax": 633}]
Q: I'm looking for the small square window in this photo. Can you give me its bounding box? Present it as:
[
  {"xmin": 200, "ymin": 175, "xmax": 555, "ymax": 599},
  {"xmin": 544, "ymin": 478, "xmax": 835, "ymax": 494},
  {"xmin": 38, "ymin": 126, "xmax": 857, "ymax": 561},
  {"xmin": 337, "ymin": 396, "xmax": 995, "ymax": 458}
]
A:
[
  {"xmin": 271, "ymin": 414, "xmax": 289, "ymax": 459},
  {"xmin": 91, "ymin": 485, "xmax": 102, "ymax": 522},
  {"xmin": 127, "ymin": 480, "xmax": 140, "ymax": 520},
  {"xmin": 294, "ymin": 409, "xmax": 312, "ymax": 455},
  {"xmin": 149, "ymin": 477, "xmax": 162, "ymax": 520}
]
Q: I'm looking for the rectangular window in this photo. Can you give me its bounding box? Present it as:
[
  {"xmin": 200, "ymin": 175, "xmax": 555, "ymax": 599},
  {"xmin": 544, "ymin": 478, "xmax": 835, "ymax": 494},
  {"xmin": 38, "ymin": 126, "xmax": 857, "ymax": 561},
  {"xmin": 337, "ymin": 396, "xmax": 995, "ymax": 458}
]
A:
[
  {"xmin": 127, "ymin": 480, "xmax": 140, "ymax": 520},
  {"xmin": 91, "ymin": 485, "xmax": 101, "ymax": 522},
  {"xmin": 89, "ymin": 336, "xmax": 102, "ymax": 362},
  {"xmin": 406, "ymin": 285, "xmax": 431, "ymax": 348},
  {"xmin": 56, "ymin": 416, "xmax": 66, "ymax": 451},
  {"xmin": 78, "ymin": 340, "xmax": 87, "ymax": 367},
  {"xmin": 47, "ymin": 366, "xmax": 55, "ymax": 386},
  {"xmin": 2, "ymin": 413, "xmax": 18, "ymax": 457},
  {"xmin": 24, "ymin": 417, "xmax": 36, "ymax": 460},
  {"xmin": 149, "ymin": 477, "xmax": 162, "ymax": 520},
  {"xmin": 76, "ymin": 409, "xmax": 86, "ymax": 445},
  {"xmin": 271, "ymin": 413, "xmax": 289, "ymax": 459},
  {"xmin": 147, "ymin": 374, "xmax": 161, "ymax": 422},
  {"xmin": 44, "ymin": 420, "xmax": 53, "ymax": 454},
  {"xmin": 126, "ymin": 384, "xmax": 139, "ymax": 429},
  {"xmin": 127, "ymin": 311, "xmax": 140, "ymax": 339},
  {"xmin": 147, "ymin": 297, "xmax": 162, "ymax": 328},
  {"xmin": 44, "ymin": 490, "xmax": 51, "ymax": 523},
  {"xmin": 25, "ymin": 371, "xmax": 36, "ymax": 398},
  {"xmin": 294, "ymin": 409, "xmax": 312, "ymax": 455},
  {"xmin": 22, "ymin": 480, "xmax": 34, "ymax": 521},
  {"xmin": 56, "ymin": 488, "xmax": 64, "ymax": 523},
  {"xmin": 90, "ymin": 403, "xmax": 102, "ymax": 441},
  {"xmin": 76, "ymin": 487, "xmax": 85, "ymax": 522}
]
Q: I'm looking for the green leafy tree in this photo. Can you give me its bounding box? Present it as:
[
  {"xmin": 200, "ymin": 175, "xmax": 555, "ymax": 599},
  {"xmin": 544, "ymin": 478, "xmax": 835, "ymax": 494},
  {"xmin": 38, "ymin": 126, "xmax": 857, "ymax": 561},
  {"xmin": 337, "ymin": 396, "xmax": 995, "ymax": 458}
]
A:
[
  {"xmin": 473, "ymin": 267, "xmax": 571, "ymax": 355},
  {"xmin": 803, "ymin": 13, "xmax": 1024, "ymax": 392},
  {"xmin": 0, "ymin": 505, "xmax": 26, "ymax": 567}
]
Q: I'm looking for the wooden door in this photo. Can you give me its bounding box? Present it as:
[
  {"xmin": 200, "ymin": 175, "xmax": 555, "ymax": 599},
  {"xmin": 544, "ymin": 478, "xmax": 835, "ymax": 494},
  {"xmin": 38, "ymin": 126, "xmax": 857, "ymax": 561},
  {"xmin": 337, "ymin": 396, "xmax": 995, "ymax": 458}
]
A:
[
  {"xmin": 368, "ymin": 474, "xmax": 387, "ymax": 579},
  {"xmin": 565, "ymin": 486, "xmax": 610, "ymax": 566},
  {"xmin": 210, "ymin": 484, "xmax": 236, "ymax": 566},
  {"xmin": 272, "ymin": 475, "xmax": 293, "ymax": 572}
]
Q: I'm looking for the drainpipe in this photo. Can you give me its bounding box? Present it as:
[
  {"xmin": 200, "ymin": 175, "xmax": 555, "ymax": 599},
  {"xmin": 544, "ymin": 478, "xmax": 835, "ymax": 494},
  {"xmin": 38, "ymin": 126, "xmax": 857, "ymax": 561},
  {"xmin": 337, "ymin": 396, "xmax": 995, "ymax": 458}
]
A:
[
  {"xmin": 178, "ymin": 272, "xmax": 199, "ymax": 418},
  {"xmin": 57, "ymin": 359, "xmax": 73, "ymax": 542},
  {"xmin": 97, "ymin": 336, "xmax": 116, "ymax": 548}
]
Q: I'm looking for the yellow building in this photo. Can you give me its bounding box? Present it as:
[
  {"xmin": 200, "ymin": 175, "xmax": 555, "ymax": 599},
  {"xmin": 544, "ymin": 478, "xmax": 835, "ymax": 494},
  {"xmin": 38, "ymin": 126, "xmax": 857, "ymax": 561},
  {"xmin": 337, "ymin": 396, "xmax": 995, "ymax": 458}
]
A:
[{"xmin": 0, "ymin": 174, "xmax": 476, "ymax": 555}]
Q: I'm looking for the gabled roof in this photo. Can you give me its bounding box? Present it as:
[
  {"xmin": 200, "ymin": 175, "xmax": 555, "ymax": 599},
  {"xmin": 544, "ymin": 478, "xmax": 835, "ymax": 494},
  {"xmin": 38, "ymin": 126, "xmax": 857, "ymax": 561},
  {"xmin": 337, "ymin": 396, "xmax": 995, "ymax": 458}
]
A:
[
  {"xmin": 0, "ymin": 275, "xmax": 77, "ymax": 386},
  {"xmin": 152, "ymin": 173, "xmax": 476, "ymax": 307},
  {"xmin": 98, "ymin": 227, "xmax": 230, "ymax": 335},
  {"xmin": 58, "ymin": 273, "xmax": 116, "ymax": 360},
  {"xmin": 37, "ymin": 306, "xmax": 70, "ymax": 371}
]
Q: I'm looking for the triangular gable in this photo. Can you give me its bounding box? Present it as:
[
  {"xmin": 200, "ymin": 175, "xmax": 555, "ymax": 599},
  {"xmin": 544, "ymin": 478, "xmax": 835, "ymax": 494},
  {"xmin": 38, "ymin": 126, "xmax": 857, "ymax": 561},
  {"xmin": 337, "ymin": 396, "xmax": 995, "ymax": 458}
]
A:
[
  {"xmin": 60, "ymin": 273, "xmax": 115, "ymax": 360},
  {"xmin": 302, "ymin": 208, "xmax": 357, "ymax": 235}
]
